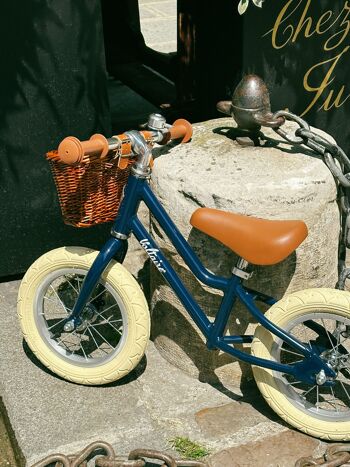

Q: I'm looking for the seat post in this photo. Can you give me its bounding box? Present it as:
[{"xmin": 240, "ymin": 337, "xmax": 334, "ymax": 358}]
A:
[{"xmin": 232, "ymin": 258, "xmax": 253, "ymax": 280}]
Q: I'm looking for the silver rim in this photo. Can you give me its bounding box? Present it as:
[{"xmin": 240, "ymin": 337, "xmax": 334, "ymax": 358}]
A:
[
  {"xmin": 34, "ymin": 268, "xmax": 128, "ymax": 367},
  {"xmin": 272, "ymin": 312, "xmax": 350, "ymax": 421}
]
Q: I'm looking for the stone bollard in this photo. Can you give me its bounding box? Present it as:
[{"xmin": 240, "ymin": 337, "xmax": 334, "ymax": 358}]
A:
[{"xmin": 149, "ymin": 117, "xmax": 339, "ymax": 388}]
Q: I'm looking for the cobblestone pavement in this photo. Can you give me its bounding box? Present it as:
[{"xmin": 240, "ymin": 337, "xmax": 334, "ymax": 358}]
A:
[{"xmin": 139, "ymin": 0, "xmax": 177, "ymax": 53}]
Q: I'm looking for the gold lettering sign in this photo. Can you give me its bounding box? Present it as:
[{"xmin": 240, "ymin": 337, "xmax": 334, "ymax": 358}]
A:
[{"xmin": 265, "ymin": 0, "xmax": 350, "ymax": 116}]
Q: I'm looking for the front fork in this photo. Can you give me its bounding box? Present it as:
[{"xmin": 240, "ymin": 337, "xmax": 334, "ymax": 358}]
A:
[
  {"xmin": 64, "ymin": 172, "xmax": 143, "ymax": 330},
  {"xmin": 63, "ymin": 236, "xmax": 125, "ymax": 330}
]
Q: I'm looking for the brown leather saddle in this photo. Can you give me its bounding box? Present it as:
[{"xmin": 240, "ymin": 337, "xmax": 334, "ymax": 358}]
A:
[{"xmin": 190, "ymin": 208, "xmax": 308, "ymax": 266}]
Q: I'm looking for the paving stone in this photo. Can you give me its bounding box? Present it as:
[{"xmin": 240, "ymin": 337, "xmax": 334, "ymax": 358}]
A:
[
  {"xmin": 139, "ymin": 4, "xmax": 160, "ymax": 19},
  {"xmin": 140, "ymin": 18, "xmax": 177, "ymax": 53},
  {"xmin": 139, "ymin": 0, "xmax": 177, "ymax": 53},
  {"xmin": 148, "ymin": 41, "xmax": 177, "ymax": 53},
  {"xmin": 139, "ymin": 0, "xmax": 169, "ymax": 3},
  {"xmin": 195, "ymin": 400, "xmax": 270, "ymax": 437},
  {"xmin": 208, "ymin": 430, "xmax": 321, "ymax": 467},
  {"xmin": 148, "ymin": 1, "xmax": 177, "ymax": 17}
]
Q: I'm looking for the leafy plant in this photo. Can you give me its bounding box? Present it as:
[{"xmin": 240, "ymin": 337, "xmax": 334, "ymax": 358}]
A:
[
  {"xmin": 238, "ymin": 0, "xmax": 265, "ymax": 15},
  {"xmin": 168, "ymin": 437, "xmax": 211, "ymax": 459}
]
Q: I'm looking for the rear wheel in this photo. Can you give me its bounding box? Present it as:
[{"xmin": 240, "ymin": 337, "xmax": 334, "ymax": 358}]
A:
[
  {"xmin": 252, "ymin": 288, "xmax": 350, "ymax": 440},
  {"xmin": 17, "ymin": 246, "xmax": 150, "ymax": 385}
]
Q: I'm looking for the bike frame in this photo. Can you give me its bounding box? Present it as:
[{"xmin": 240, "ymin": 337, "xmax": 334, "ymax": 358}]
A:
[{"xmin": 68, "ymin": 172, "xmax": 335, "ymax": 384}]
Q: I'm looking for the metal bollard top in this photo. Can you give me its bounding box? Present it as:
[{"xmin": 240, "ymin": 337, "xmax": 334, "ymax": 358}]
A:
[{"xmin": 217, "ymin": 74, "xmax": 284, "ymax": 132}]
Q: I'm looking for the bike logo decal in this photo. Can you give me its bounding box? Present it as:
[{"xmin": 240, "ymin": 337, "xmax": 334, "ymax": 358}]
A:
[{"xmin": 140, "ymin": 239, "xmax": 166, "ymax": 273}]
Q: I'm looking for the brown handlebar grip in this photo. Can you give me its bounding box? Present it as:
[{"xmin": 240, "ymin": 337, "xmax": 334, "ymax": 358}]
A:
[
  {"xmin": 57, "ymin": 133, "xmax": 109, "ymax": 164},
  {"xmin": 169, "ymin": 119, "xmax": 193, "ymax": 143}
]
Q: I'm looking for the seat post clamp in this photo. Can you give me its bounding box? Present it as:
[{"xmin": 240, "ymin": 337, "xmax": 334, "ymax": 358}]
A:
[
  {"xmin": 232, "ymin": 267, "xmax": 253, "ymax": 280},
  {"xmin": 232, "ymin": 258, "xmax": 253, "ymax": 280}
]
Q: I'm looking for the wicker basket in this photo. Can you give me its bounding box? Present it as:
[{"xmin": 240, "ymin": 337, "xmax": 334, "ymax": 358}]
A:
[{"xmin": 47, "ymin": 150, "xmax": 134, "ymax": 228}]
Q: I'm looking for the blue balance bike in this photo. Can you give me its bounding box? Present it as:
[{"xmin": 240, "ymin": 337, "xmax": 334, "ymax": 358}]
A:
[{"xmin": 18, "ymin": 114, "xmax": 350, "ymax": 440}]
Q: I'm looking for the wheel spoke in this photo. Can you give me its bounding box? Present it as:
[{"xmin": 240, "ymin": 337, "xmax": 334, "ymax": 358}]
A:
[
  {"xmin": 56, "ymin": 335, "xmax": 77, "ymax": 351},
  {"xmin": 340, "ymin": 381, "xmax": 350, "ymax": 401},
  {"xmin": 87, "ymin": 327, "xmax": 108, "ymax": 356},
  {"xmin": 330, "ymin": 387, "xmax": 339, "ymax": 412},
  {"xmin": 321, "ymin": 318, "xmax": 336, "ymax": 352},
  {"xmin": 336, "ymin": 322, "xmax": 341, "ymax": 350},
  {"xmin": 44, "ymin": 277, "xmax": 122, "ymax": 361},
  {"xmin": 88, "ymin": 287, "xmax": 107, "ymax": 305},
  {"xmin": 46, "ymin": 281, "xmax": 123, "ymax": 359},
  {"xmin": 44, "ymin": 295, "xmax": 68, "ymax": 307},
  {"xmin": 48, "ymin": 285, "xmax": 71, "ymax": 313},
  {"xmin": 93, "ymin": 319, "xmax": 122, "ymax": 327},
  {"xmin": 75, "ymin": 273, "xmax": 82, "ymax": 293},
  {"xmin": 331, "ymin": 336, "xmax": 348, "ymax": 353},
  {"xmin": 89, "ymin": 306, "xmax": 123, "ymax": 334},
  {"xmin": 96, "ymin": 302, "xmax": 118, "ymax": 316},
  {"xmin": 47, "ymin": 317, "xmax": 67, "ymax": 331},
  {"xmin": 281, "ymin": 347, "xmax": 304, "ymax": 358},
  {"xmin": 65, "ymin": 277, "xmax": 79, "ymax": 295},
  {"xmin": 287, "ymin": 380, "xmax": 303, "ymax": 386},
  {"xmin": 301, "ymin": 385, "xmax": 316, "ymax": 398},
  {"xmin": 89, "ymin": 324, "xmax": 116, "ymax": 348},
  {"xmin": 95, "ymin": 314, "xmax": 122, "ymax": 334},
  {"xmin": 71, "ymin": 331, "xmax": 89, "ymax": 361}
]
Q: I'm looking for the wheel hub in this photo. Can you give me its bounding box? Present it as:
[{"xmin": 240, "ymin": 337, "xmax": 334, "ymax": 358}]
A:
[
  {"xmin": 76, "ymin": 304, "xmax": 98, "ymax": 332},
  {"xmin": 320, "ymin": 348, "xmax": 350, "ymax": 374}
]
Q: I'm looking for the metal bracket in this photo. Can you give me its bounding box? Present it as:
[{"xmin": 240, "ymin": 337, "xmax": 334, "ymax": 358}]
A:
[
  {"xmin": 232, "ymin": 267, "xmax": 253, "ymax": 280},
  {"xmin": 110, "ymin": 229, "xmax": 129, "ymax": 240},
  {"xmin": 131, "ymin": 166, "xmax": 151, "ymax": 179}
]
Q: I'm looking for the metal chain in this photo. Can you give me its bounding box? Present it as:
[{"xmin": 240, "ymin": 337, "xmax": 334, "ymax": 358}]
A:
[
  {"xmin": 272, "ymin": 110, "xmax": 350, "ymax": 290},
  {"xmin": 295, "ymin": 443, "xmax": 350, "ymax": 466},
  {"xmin": 31, "ymin": 441, "xmax": 208, "ymax": 467}
]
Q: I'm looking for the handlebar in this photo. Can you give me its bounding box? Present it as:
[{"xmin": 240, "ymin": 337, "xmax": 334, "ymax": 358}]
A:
[
  {"xmin": 165, "ymin": 119, "xmax": 193, "ymax": 144},
  {"xmin": 56, "ymin": 118, "xmax": 193, "ymax": 165},
  {"xmin": 57, "ymin": 134, "xmax": 110, "ymax": 165}
]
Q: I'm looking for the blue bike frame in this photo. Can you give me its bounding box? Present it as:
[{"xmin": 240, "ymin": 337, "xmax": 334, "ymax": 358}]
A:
[{"xmin": 67, "ymin": 173, "xmax": 336, "ymax": 384}]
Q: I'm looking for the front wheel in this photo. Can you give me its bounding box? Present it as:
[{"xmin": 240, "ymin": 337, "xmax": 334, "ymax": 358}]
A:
[
  {"xmin": 252, "ymin": 288, "xmax": 350, "ymax": 440},
  {"xmin": 17, "ymin": 246, "xmax": 150, "ymax": 385}
]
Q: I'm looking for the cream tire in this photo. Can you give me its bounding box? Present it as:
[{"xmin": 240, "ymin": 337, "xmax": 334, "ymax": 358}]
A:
[
  {"xmin": 252, "ymin": 288, "xmax": 350, "ymax": 440},
  {"xmin": 17, "ymin": 246, "xmax": 150, "ymax": 385}
]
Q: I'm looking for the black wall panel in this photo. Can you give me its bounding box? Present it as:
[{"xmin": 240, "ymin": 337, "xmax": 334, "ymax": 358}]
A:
[
  {"xmin": 241, "ymin": 0, "xmax": 350, "ymax": 151},
  {"xmin": 0, "ymin": 1, "xmax": 111, "ymax": 277}
]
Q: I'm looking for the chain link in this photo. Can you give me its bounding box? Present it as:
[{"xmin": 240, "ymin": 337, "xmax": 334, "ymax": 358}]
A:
[
  {"xmin": 273, "ymin": 110, "xmax": 310, "ymax": 144},
  {"xmin": 272, "ymin": 111, "xmax": 350, "ymax": 290},
  {"xmin": 31, "ymin": 441, "xmax": 208, "ymax": 467},
  {"xmin": 295, "ymin": 444, "xmax": 350, "ymax": 466}
]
